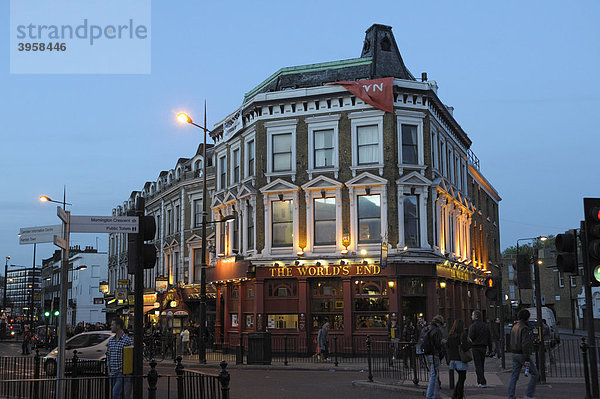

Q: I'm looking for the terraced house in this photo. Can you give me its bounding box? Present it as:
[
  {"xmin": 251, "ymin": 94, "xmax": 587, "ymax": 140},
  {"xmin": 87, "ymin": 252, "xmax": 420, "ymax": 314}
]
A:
[{"xmin": 207, "ymin": 24, "xmax": 501, "ymax": 351}]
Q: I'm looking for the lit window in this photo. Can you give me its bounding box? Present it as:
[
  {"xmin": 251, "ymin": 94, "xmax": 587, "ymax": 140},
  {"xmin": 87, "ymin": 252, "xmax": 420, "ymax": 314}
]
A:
[
  {"xmin": 314, "ymin": 129, "xmax": 334, "ymax": 168},
  {"xmin": 272, "ymin": 133, "xmax": 292, "ymax": 172},
  {"xmin": 401, "ymin": 125, "xmax": 418, "ymax": 165},
  {"xmin": 272, "ymin": 200, "xmax": 293, "ymax": 247},
  {"xmin": 357, "ymin": 125, "xmax": 379, "ymax": 165},
  {"xmin": 314, "ymin": 198, "xmax": 336, "ymax": 246},
  {"xmin": 403, "ymin": 195, "xmax": 420, "ymax": 247},
  {"xmin": 358, "ymin": 195, "xmax": 381, "ymax": 243}
]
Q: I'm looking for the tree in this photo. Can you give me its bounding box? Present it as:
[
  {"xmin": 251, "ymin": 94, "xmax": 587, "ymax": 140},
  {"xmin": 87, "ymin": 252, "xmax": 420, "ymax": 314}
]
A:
[{"xmin": 501, "ymin": 235, "xmax": 556, "ymax": 259}]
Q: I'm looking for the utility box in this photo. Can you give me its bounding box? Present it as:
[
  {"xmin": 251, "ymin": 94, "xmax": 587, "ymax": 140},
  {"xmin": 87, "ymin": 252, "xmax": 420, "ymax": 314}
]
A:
[
  {"xmin": 123, "ymin": 346, "xmax": 134, "ymax": 374},
  {"xmin": 247, "ymin": 332, "xmax": 272, "ymax": 365}
]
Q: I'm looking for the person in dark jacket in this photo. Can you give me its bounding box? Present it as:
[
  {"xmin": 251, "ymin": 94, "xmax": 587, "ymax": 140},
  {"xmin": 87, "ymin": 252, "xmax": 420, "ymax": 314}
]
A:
[
  {"xmin": 508, "ymin": 309, "xmax": 538, "ymax": 399},
  {"xmin": 490, "ymin": 318, "xmax": 502, "ymax": 358},
  {"xmin": 468, "ymin": 310, "xmax": 491, "ymax": 387},
  {"xmin": 388, "ymin": 319, "xmax": 400, "ymax": 360},
  {"xmin": 402, "ymin": 320, "xmax": 417, "ymax": 367},
  {"xmin": 425, "ymin": 315, "xmax": 445, "ymax": 399},
  {"xmin": 446, "ymin": 319, "xmax": 470, "ymax": 399}
]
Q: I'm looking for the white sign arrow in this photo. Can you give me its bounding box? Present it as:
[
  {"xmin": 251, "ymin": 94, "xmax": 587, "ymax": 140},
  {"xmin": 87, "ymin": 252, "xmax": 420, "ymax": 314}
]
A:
[
  {"xmin": 19, "ymin": 225, "xmax": 62, "ymax": 244},
  {"xmin": 70, "ymin": 215, "xmax": 139, "ymax": 233}
]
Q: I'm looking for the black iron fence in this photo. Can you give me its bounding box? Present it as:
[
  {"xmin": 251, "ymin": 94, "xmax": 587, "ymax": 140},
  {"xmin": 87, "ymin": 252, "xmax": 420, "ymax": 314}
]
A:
[{"xmin": 0, "ymin": 354, "xmax": 230, "ymax": 399}]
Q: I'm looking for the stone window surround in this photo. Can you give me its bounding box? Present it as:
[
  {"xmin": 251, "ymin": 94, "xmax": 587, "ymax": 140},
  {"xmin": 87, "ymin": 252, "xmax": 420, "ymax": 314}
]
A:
[
  {"xmin": 217, "ymin": 150, "xmax": 227, "ymax": 191},
  {"xmin": 229, "ymin": 140, "xmax": 242, "ymax": 185},
  {"xmin": 306, "ymin": 115, "xmax": 341, "ymax": 180},
  {"xmin": 397, "ymin": 184, "xmax": 429, "ymax": 250},
  {"xmin": 301, "ymin": 176, "xmax": 344, "ymax": 255},
  {"xmin": 349, "ymin": 110, "xmax": 385, "ymax": 177},
  {"xmin": 260, "ymin": 179, "xmax": 301, "ymax": 256},
  {"xmin": 243, "ymin": 128, "xmax": 256, "ymax": 182},
  {"xmin": 265, "ymin": 119, "xmax": 297, "ymax": 183},
  {"xmin": 396, "ymin": 110, "xmax": 426, "ymax": 175}
]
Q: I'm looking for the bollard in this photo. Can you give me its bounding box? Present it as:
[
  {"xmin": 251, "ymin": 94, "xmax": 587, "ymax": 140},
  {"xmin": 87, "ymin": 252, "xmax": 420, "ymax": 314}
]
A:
[
  {"xmin": 219, "ymin": 361, "xmax": 231, "ymax": 399},
  {"xmin": 582, "ymin": 338, "xmax": 591, "ymax": 399},
  {"xmin": 334, "ymin": 336, "xmax": 339, "ymax": 367},
  {"xmin": 147, "ymin": 359, "xmax": 159, "ymax": 399},
  {"xmin": 175, "ymin": 356, "xmax": 184, "ymax": 399},
  {"xmin": 366, "ymin": 335, "xmax": 373, "ymax": 382},
  {"xmin": 411, "ymin": 341, "xmax": 419, "ymax": 386},
  {"xmin": 71, "ymin": 350, "xmax": 79, "ymax": 399},
  {"xmin": 284, "ymin": 335, "xmax": 288, "ymax": 366},
  {"xmin": 33, "ymin": 349, "xmax": 40, "ymax": 399}
]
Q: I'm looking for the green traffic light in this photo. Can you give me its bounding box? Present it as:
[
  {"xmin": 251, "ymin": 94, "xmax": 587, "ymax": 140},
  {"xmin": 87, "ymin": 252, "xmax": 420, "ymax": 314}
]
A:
[
  {"xmin": 54, "ymin": 310, "xmax": 59, "ymax": 316},
  {"xmin": 44, "ymin": 311, "xmax": 50, "ymax": 317},
  {"xmin": 594, "ymin": 265, "xmax": 600, "ymax": 283}
]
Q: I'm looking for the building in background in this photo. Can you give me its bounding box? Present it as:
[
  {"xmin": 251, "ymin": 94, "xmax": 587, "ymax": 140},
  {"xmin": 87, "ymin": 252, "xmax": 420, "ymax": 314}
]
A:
[
  {"xmin": 107, "ymin": 143, "xmax": 215, "ymax": 331},
  {"xmin": 5, "ymin": 266, "xmax": 41, "ymax": 323},
  {"xmin": 205, "ymin": 24, "xmax": 501, "ymax": 351}
]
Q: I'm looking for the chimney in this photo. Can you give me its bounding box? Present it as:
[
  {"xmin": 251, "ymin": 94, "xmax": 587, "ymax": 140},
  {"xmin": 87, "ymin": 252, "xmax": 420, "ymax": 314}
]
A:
[{"xmin": 421, "ymin": 72, "xmax": 427, "ymax": 82}]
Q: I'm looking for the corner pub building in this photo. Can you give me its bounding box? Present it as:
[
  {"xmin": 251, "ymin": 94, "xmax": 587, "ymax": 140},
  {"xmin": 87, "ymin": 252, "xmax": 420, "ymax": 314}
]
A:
[{"xmin": 207, "ymin": 24, "xmax": 501, "ymax": 353}]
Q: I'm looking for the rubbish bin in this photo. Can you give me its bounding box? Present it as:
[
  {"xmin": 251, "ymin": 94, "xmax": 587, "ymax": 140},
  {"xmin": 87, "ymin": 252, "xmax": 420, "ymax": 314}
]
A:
[{"xmin": 247, "ymin": 332, "xmax": 272, "ymax": 365}]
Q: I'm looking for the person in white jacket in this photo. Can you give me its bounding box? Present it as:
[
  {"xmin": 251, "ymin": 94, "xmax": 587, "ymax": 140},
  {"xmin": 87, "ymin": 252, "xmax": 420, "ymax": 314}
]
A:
[{"xmin": 181, "ymin": 327, "xmax": 191, "ymax": 355}]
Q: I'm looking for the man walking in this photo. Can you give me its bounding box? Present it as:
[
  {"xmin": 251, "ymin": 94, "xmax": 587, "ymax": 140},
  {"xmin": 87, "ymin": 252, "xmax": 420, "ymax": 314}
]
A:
[
  {"xmin": 508, "ymin": 309, "xmax": 538, "ymax": 399},
  {"xmin": 181, "ymin": 326, "xmax": 191, "ymax": 356},
  {"xmin": 317, "ymin": 322, "xmax": 330, "ymax": 362},
  {"xmin": 421, "ymin": 315, "xmax": 444, "ymax": 399},
  {"xmin": 106, "ymin": 318, "xmax": 133, "ymax": 399},
  {"xmin": 468, "ymin": 310, "xmax": 491, "ymax": 387}
]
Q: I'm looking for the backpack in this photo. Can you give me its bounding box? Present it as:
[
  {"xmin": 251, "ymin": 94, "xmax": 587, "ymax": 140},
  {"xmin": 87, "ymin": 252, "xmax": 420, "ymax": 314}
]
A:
[{"xmin": 417, "ymin": 325, "xmax": 433, "ymax": 355}]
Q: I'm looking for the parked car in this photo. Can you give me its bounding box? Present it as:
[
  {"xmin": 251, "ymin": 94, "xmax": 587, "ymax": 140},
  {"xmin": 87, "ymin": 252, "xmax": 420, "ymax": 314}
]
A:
[
  {"xmin": 32, "ymin": 325, "xmax": 57, "ymax": 348},
  {"xmin": 44, "ymin": 331, "xmax": 114, "ymax": 376}
]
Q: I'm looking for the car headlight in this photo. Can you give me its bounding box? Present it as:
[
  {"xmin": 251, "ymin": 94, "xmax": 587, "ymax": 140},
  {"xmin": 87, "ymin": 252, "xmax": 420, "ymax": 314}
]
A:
[{"xmin": 11, "ymin": 332, "xmax": 15, "ymax": 336}]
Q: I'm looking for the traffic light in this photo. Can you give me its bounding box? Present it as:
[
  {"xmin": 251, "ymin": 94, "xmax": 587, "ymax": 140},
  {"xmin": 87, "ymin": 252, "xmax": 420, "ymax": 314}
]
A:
[
  {"xmin": 556, "ymin": 229, "xmax": 578, "ymax": 274},
  {"xmin": 53, "ymin": 310, "xmax": 59, "ymax": 316},
  {"xmin": 516, "ymin": 254, "xmax": 533, "ymax": 289},
  {"xmin": 584, "ymin": 198, "xmax": 600, "ymax": 287},
  {"xmin": 128, "ymin": 197, "xmax": 157, "ymax": 274},
  {"xmin": 44, "ymin": 311, "xmax": 50, "ymax": 317},
  {"xmin": 485, "ymin": 276, "xmax": 499, "ymax": 301}
]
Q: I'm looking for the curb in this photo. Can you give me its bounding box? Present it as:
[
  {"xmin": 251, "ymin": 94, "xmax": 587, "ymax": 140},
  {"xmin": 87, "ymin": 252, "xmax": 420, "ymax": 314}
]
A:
[
  {"xmin": 352, "ymin": 380, "xmax": 452, "ymax": 398},
  {"xmin": 175, "ymin": 361, "xmax": 365, "ymax": 372}
]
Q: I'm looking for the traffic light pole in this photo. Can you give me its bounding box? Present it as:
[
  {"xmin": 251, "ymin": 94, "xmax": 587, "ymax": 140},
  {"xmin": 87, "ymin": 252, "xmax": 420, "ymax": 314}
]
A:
[
  {"xmin": 133, "ymin": 197, "xmax": 146, "ymax": 398},
  {"xmin": 581, "ymin": 221, "xmax": 599, "ymax": 397},
  {"xmin": 532, "ymin": 252, "xmax": 546, "ymax": 383},
  {"xmin": 498, "ymin": 266, "xmax": 506, "ymax": 370},
  {"xmin": 198, "ymin": 104, "xmax": 208, "ymax": 365}
]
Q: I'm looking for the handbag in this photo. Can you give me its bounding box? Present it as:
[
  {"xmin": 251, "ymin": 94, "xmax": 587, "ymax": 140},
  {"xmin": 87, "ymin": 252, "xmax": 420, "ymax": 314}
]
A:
[{"xmin": 459, "ymin": 347, "xmax": 473, "ymax": 363}]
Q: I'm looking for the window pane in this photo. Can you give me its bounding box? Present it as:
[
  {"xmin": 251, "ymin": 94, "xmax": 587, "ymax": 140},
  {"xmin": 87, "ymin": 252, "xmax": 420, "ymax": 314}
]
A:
[
  {"xmin": 314, "ymin": 198, "xmax": 336, "ymax": 220},
  {"xmin": 358, "ymin": 195, "xmax": 381, "ymax": 243},
  {"xmin": 404, "ymin": 195, "xmax": 420, "ymax": 247},
  {"xmin": 357, "ymin": 125, "xmax": 378, "ymax": 145},
  {"xmin": 358, "ymin": 144, "xmax": 379, "ymax": 164},
  {"xmin": 272, "ymin": 200, "xmax": 293, "ymax": 247},
  {"xmin": 314, "ymin": 220, "xmax": 336, "ymax": 245},
  {"xmin": 273, "ymin": 153, "xmax": 291, "ymax": 171},
  {"xmin": 402, "ymin": 125, "xmax": 418, "ymax": 165},
  {"xmin": 315, "ymin": 148, "xmax": 334, "ymax": 168},
  {"xmin": 357, "ymin": 125, "xmax": 379, "ymax": 165},
  {"xmin": 314, "ymin": 129, "xmax": 333, "ymax": 148},
  {"xmin": 273, "ymin": 133, "xmax": 291, "ymax": 152}
]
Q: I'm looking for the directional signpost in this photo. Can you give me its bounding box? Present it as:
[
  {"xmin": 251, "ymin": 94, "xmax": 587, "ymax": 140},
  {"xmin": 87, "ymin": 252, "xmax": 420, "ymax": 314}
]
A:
[
  {"xmin": 19, "ymin": 225, "xmax": 62, "ymax": 244},
  {"xmin": 70, "ymin": 216, "xmax": 139, "ymax": 233}
]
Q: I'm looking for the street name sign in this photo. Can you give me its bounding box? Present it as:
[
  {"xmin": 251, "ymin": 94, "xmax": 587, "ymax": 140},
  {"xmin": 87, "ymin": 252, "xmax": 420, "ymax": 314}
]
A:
[
  {"xmin": 19, "ymin": 224, "xmax": 62, "ymax": 244},
  {"xmin": 70, "ymin": 216, "xmax": 139, "ymax": 233}
]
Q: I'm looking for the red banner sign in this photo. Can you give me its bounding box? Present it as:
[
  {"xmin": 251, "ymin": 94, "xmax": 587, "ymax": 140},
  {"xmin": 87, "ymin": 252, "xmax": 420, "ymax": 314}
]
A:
[{"xmin": 328, "ymin": 77, "xmax": 394, "ymax": 113}]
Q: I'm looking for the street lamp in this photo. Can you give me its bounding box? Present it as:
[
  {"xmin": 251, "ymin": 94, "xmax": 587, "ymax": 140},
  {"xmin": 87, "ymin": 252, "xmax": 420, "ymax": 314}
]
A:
[
  {"xmin": 39, "ymin": 195, "xmax": 72, "ymax": 206},
  {"xmin": 176, "ymin": 108, "xmax": 211, "ymax": 364}
]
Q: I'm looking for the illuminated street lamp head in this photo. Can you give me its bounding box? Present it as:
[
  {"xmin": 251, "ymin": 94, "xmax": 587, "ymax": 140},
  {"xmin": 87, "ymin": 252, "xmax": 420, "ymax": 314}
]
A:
[
  {"xmin": 177, "ymin": 112, "xmax": 192, "ymax": 124},
  {"xmin": 39, "ymin": 195, "xmax": 51, "ymax": 202},
  {"xmin": 538, "ymin": 236, "xmax": 548, "ymax": 242}
]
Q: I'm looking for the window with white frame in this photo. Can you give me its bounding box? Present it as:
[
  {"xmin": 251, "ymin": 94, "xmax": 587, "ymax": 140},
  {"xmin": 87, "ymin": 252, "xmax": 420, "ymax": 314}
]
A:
[
  {"xmin": 358, "ymin": 195, "xmax": 381, "ymax": 243},
  {"xmin": 247, "ymin": 204, "xmax": 254, "ymax": 250},
  {"xmin": 272, "ymin": 200, "xmax": 293, "ymax": 247},
  {"xmin": 509, "ymin": 284, "xmax": 516, "ymax": 300},
  {"xmin": 314, "ymin": 129, "xmax": 335, "ymax": 168},
  {"xmin": 314, "ymin": 198, "xmax": 336, "ymax": 246},
  {"xmin": 232, "ymin": 148, "xmax": 240, "ymax": 183},
  {"xmin": 167, "ymin": 209, "xmax": 172, "ymax": 235},
  {"xmin": 272, "ymin": 133, "xmax": 292, "ymax": 172},
  {"xmin": 570, "ymin": 275, "xmax": 577, "ymax": 287},
  {"xmin": 401, "ymin": 125, "xmax": 418, "ymax": 165},
  {"xmin": 194, "ymin": 199, "xmax": 202, "ymax": 228},
  {"xmin": 219, "ymin": 155, "xmax": 227, "ymax": 189},
  {"xmin": 403, "ymin": 194, "xmax": 420, "ymax": 247},
  {"xmin": 558, "ymin": 271, "xmax": 565, "ymax": 288},
  {"xmin": 439, "ymin": 139, "xmax": 446, "ymax": 177},
  {"xmin": 175, "ymin": 205, "xmax": 180, "ymax": 232},
  {"xmin": 246, "ymin": 139, "xmax": 255, "ymax": 177},
  {"xmin": 357, "ymin": 125, "xmax": 379, "ymax": 165}
]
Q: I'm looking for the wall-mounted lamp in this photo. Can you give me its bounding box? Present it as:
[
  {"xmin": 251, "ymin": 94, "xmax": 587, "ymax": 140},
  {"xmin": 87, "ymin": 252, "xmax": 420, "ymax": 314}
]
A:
[
  {"xmin": 340, "ymin": 260, "xmax": 346, "ymax": 266},
  {"xmin": 342, "ymin": 233, "xmax": 350, "ymax": 255},
  {"xmin": 278, "ymin": 193, "xmax": 284, "ymax": 201},
  {"xmin": 321, "ymin": 189, "xmax": 326, "ymax": 199},
  {"xmin": 316, "ymin": 261, "xmax": 322, "ymax": 267},
  {"xmin": 411, "ymin": 187, "xmax": 416, "ymax": 195},
  {"xmin": 219, "ymin": 209, "xmax": 224, "ymax": 218},
  {"xmin": 273, "ymin": 262, "xmax": 280, "ymax": 267},
  {"xmin": 297, "ymin": 249, "xmax": 304, "ymax": 256},
  {"xmin": 360, "ymin": 249, "xmax": 367, "ymax": 256},
  {"xmin": 294, "ymin": 260, "xmax": 300, "ymax": 266},
  {"xmin": 362, "ymin": 260, "xmax": 368, "ymax": 265},
  {"xmin": 439, "ymin": 281, "xmax": 447, "ymax": 289},
  {"xmin": 365, "ymin": 187, "xmax": 371, "ymax": 195}
]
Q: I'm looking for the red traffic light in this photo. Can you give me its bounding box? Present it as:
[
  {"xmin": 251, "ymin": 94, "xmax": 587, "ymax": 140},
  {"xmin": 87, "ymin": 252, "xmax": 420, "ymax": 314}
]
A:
[{"xmin": 591, "ymin": 207, "xmax": 600, "ymax": 222}]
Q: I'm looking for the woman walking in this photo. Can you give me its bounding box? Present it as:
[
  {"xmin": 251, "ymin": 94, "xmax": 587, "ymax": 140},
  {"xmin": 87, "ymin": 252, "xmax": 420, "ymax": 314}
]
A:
[{"xmin": 446, "ymin": 320, "xmax": 471, "ymax": 399}]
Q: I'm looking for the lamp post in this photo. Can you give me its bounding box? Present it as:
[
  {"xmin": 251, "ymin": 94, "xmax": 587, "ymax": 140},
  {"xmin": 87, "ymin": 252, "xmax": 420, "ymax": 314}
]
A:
[
  {"xmin": 40, "ymin": 188, "xmax": 70, "ymax": 399},
  {"xmin": 516, "ymin": 235, "xmax": 547, "ymax": 383},
  {"xmin": 2, "ymin": 256, "xmax": 10, "ymax": 338},
  {"xmin": 177, "ymin": 108, "xmax": 210, "ymax": 364}
]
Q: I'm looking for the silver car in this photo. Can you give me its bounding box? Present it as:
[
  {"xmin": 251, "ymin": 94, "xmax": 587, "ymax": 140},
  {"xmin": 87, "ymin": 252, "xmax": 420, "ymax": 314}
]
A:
[{"xmin": 44, "ymin": 331, "xmax": 114, "ymax": 376}]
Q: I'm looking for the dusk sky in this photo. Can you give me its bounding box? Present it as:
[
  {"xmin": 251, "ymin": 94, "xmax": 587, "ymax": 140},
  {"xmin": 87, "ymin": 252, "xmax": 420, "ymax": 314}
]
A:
[{"xmin": 2, "ymin": 1, "xmax": 599, "ymax": 267}]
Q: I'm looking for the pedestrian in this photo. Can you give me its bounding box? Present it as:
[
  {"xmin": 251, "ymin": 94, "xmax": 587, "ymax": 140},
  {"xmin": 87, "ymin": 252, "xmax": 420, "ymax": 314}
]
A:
[
  {"xmin": 490, "ymin": 318, "xmax": 502, "ymax": 358},
  {"xmin": 508, "ymin": 309, "xmax": 537, "ymax": 399},
  {"xmin": 74, "ymin": 322, "xmax": 84, "ymax": 335},
  {"xmin": 541, "ymin": 319, "xmax": 555, "ymax": 364},
  {"xmin": 22, "ymin": 325, "xmax": 31, "ymax": 355},
  {"xmin": 388, "ymin": 318, "xmax": 400, "ymax": 360},
  {"xmin": 317, "ymin": 322, "xmax": 330, "ymax": 362},
  {"xmin": 468, "ymin": 310, "xmax": 491, "ymax": 387},
  {"xmin": 106, "ymin": 318, "xmax": 133, "ymax": 399},
  {"xmin": 446, "ymin": 319, "xmax": 471, "ymax": 399},
  {"xmin": 181, "ymin": 326, "xmax": 191, "ymax": 356},
  {"xmin": 402, "ymin": 320, "xmax": 417, "ymax": 367},
  {"xmin": 419, "ymin": 314, "xmax": 444, "ymax": 399}
]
